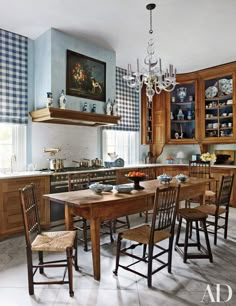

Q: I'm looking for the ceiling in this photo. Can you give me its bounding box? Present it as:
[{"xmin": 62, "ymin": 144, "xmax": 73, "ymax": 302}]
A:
[{"xmin": 1, "ymin": 0, "xmax": 236, "ymax": 73}]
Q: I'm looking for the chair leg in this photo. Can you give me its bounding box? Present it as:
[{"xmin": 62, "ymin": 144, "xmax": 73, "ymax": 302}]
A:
[
  {"xmin": 183, "ymin": 221, "xmax": 190, "ymax": 263},
  {"xmin": 66, "ymin": 248, "xmax": 74, "ymax": 297},
  {"xmin": 202, "ymin": 220, "xmax": 213, "ymax": 263},
  {"xmin": 38, "ymin": 251, "xmax": 44, "ymax": 274},
  {"xmin": 143, "ymin": 244, "xmax": 147, "ymax": 258},
  {"xmin": 109, "ymin": 221, "xmax": 114, "ymax": 242},
  {"xmin": 26, "ymin": 248, "xmax": 34, "ymax": 295},
  {"xmin": 214, "ymin": 216, "xmax": 218, "ymax": 246},
  {"xmin": 147, "ymin": 244, "xmax": 154, "ymax": 287},
  {"xmin": 113, "ymin": 233, "xmax": 122, "ymax": 275},
  {"xmin": 195, "ymin": 221, "xmax": 201, "ymax": 250},
  {"xmin": 126, "ymin": 216, "xmax": 130, "ymax": 229},
  {"xmin": 224, "ymin": 209, "xmax": 229, "ymax": 240},
  {"xmin": 82, "ymin": 218, "xmax": 88, "ymax": 252},
  {"xmin": 73, "ymin": 232, "xmax": 79, "ymax": 271},
  {"xmin": 168, "ymin": 236, "xmax": 174, "ymax": 273},
  {"xmin": 175, "ymin": 216, "xmax": 182, "ymax": 249}
]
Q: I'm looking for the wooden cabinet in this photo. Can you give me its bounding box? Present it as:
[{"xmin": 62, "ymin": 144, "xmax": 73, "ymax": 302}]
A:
[
  {"xmin": 0, "ymin": 176, "xmax": 50, "ymax": 240},
  {"xmin": 141, "ymin": 88, "xmax": 154, "ymax": 144},
  {"xmin": 200, "ymin": 70, "xmax": 236, "ymax": 143},
  {"xmin": 141, "ymin": 62, "xmax": 236, "ymax": 155},
  {"xmin": 168, "ymin": 80, "xmax": 198, "ymax": 143}
]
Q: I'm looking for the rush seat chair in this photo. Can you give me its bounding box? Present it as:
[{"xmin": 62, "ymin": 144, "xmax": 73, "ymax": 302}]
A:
[
  {"xmin": 194, "ymin": 175, "xmax": 234, "ymax": 245},
  {"xmin": 19, "ymin": 183, "xmax": 78, "ymax": 297},
  {"xmin": 186, "ymin": 160, "xmax": 218, "ymax": 207},
  {"xmin": 113, "ymin": 185, "xmax": 180, "ymax": 287}
]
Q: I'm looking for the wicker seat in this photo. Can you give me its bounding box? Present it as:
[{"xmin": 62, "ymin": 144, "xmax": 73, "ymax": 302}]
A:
[
  {"xmin": 175, "ymin": 208, "xmax": 213, "ymax": 263},
  {"xmin": 194, "ymin": 175, "xmax": 234, "ymax": 245},
  {"xmin": 19, "ymin": 183, "xmax": 78, "ymax": 297},
  {"xmin": 113, "ymin": 185, "xmax": 180, "ymax": 287},
  {"xmin": 186, "ymin": 160, "xmax": 218, "ymax": 207}
]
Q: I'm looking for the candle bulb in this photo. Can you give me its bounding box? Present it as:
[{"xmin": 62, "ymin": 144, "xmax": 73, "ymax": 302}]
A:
[
  {"xmin": 159, "ymin": 58, "xmax": 162, "ymax": 74},
  {"xmin": 137, "ymin": 58, "xmax": 140, "ymax": 74}
]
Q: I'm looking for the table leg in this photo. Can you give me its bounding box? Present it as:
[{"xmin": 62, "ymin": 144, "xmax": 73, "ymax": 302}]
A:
[
  {"xmin": 65, "ymin": 204, "xmax": 73, "ymax": 230},
  {"xmin": 90, "ymin": 218, "xmax": 101, "ymax": 280}
]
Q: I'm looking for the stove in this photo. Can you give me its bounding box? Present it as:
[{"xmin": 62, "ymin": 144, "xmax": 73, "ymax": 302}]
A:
[{"xmin": 49, "ymin": 166, "xmax": 116, "ymax": 224}]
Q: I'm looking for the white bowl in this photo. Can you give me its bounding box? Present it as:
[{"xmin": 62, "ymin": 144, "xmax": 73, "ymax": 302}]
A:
[
  {"xmin": 89, "ymin": 183, "xmax": 105, "ymax": 194},
  {"xmin": 176, "ymin": 174, "xmax": 188, "ymax": 182},
  {"xmin": 103, "ymin": 184, "xmax": 113, "ymax": 192},
  {"xmin": 114, "ymin": 185, "xmax": 133, "ymax": 193},
  {"xmin": 157, "ymin": 174, "xmax": 173, "ymax": 184}
]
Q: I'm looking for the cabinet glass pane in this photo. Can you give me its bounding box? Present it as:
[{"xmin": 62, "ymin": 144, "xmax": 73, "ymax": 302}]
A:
[
  {"xmin": 170, "ymin": 83, "xmax": 195, "ymax": 140},
  {"xmin": 204, "ymin": 75, "xmax": 233, "ymax": 138}
]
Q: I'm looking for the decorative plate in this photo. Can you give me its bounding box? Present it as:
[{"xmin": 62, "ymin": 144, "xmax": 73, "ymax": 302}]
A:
[
  {"xmin": 222, "ymin": 79, "xmax": 232, "ymax": 95},
  {"xmin": 216, "ymin": 79, "xmax": 229, "ymax": 95},
  {"xmin": 205, "ymin": 86, "xmax": 218, "ymax": 98}
]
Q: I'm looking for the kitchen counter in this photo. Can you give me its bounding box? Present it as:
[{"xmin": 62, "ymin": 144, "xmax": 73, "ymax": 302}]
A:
[{"xmin": 1, "ymin": 163, "xmax": 236, "ymax": 179}]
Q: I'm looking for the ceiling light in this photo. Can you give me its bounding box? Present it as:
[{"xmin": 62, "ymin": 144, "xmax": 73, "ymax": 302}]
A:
[{"xmin": 123, "ymin": 3, "xmax": 177, "ymax": 102}]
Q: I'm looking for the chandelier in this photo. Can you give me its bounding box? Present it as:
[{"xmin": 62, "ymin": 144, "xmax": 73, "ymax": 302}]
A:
[{"xmin": 123, "ymin": 3, "xmax": 177, "ymax": 102}]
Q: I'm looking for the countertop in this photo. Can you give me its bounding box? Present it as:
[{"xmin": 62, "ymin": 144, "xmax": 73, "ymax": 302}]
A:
[{"xmin": 1, "ymin": 163, "xmax": 236, "ymax": 179}]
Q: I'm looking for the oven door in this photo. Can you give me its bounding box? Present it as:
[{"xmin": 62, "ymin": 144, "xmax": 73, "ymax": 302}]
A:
[{"xmin": 50, "ymin": 183, "xmax": 68, "ymax": 225}]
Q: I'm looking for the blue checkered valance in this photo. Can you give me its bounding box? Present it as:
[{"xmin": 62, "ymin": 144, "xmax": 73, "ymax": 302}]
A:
[
  {"xmin": 0, "ymin": 29, "xmax": 28, "ymax": 124},
  {"xmin": 104, "ymin": 67, "xmax": 140, "ymax": 131}
]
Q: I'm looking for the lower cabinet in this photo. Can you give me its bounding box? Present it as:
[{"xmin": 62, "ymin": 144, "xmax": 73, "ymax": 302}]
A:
[{"xmin": 0, "ymin": 176, "xmax": 50, "ymax": 240}]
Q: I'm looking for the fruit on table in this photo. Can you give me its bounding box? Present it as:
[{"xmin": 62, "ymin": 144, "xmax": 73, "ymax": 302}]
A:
[{"xmin": 127, "ymin": 171, "xmax": 146, "ymax": 177}]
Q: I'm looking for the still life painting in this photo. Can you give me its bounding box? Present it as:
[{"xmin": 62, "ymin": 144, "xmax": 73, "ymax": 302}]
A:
[{"xmin": 66, "ymin": 49, "xmax": 106, "ymax": 101}]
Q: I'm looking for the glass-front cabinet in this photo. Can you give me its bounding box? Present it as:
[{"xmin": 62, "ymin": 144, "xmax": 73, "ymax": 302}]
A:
[
  {"xmin": 204, "ymin": 74, "xmax": 234, "ymax": 140},
  {"xmin": 168, "ymin": 81, "xmax": 197, "ymax": 143}
]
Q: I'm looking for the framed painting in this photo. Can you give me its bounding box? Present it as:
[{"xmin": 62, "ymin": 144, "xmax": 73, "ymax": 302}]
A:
[{"xmin": 66, "ymin": 49, "xmax": 106, "ymax": 102}]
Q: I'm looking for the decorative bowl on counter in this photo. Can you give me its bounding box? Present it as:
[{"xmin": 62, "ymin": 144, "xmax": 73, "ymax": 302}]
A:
[
  {"xmin": 125, "ymin": 172, "xmax": 146, "ymax": 190},
  {"xmin": 114, "ymin": 185, "xmax": 134, "ymax": 193},
  {"xmin": 175, "ymin": 173, "xmax": 188, "ymax": 183},
  {"xmin": 103, "ymin": 184, "xmax": 113, "ymax": 192},
  {"xmin": 89, "ymin": 183, "xmax": 105, "ymax": 194},
  {"xmin": 157, "ymin": 173, "xmax": 173, "ymax": 184}
]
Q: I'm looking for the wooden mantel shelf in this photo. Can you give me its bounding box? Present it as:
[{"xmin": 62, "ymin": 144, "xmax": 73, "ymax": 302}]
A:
[{"xmin": 29, "ymin": 107, "xmax": 121, "ymax": 127}]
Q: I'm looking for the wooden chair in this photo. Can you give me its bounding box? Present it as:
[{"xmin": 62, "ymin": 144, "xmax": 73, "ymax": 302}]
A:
[
  {"xmin": 186, "ymin": 160, "xmax": 218, "ymax": 207},
  {"xmin": 113, "ymin": 185, "xmax": 180, "ymax": 287},
  {"xmin": 68, "ymin": 173, "xmax": 114, "ymax": 251},
  {"xmin": 194, "ymin": 175, "xmax": 234, "ymax": 245},
  {"xmin": 19, "ymin": 183, "xmax": 78, "ymax": 297}
]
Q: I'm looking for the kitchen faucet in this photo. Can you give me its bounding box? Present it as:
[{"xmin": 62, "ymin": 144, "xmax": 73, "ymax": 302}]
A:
[{"xmin": 11, "ymin": 154, "xmax": 16, "ymax": 173}]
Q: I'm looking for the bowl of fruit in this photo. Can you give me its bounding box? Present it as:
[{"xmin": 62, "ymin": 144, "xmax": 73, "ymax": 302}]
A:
[{"xmin": 125, "ymin": 171, "xmax": 146, "ymax": 190}]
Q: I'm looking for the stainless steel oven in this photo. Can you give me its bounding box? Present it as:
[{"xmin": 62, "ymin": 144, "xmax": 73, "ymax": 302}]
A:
[{"xmin": 49, "ymin": 167, "xmax": 116, "ymax": 225}]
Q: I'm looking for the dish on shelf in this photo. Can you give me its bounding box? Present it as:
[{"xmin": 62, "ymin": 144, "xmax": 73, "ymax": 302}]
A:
[
  {"xmin": 222, "ymin": 79, "xmax": 232, "ymax": 95},
  {"xmin": 215, "ymin": 78, "xmax": 228, "ymax": 94},
  {"xmin": 114, "ymin": 185, "xmax": 134, "ymax": 193},
  {"xmin": 205, "ymin": 86, "xmax": 218, "ymax": 98}
]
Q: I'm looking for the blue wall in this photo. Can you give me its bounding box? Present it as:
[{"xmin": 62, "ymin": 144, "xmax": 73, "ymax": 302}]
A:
[{"xmin": 34, "ymin": 28, "xmax": 116, "ymax": 113}]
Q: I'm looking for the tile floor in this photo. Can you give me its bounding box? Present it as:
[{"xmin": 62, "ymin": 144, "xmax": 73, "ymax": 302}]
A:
[{"xmin": 0, "ymin": 207, "xmax": 236, "ymax": 306}]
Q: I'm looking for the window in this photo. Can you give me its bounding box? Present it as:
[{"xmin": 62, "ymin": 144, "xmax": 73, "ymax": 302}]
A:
[
  {"xmin": 102, "ymin": 130, "xmax": 139, "ymax": 165},
  {"xmin": 0, "ymin": 123, "xmax": 27, "ymax": 172}
]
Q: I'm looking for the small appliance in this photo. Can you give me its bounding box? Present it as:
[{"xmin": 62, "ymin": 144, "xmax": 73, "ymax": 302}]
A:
[{"xmin": 104, "ymin": 158, "xmax": 125, "ymax": 168}]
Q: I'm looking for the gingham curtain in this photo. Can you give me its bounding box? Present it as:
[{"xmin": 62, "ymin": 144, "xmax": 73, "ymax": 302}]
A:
[
  {"xmin": 0, "ymin": 29, "xmax": 28, "ymax": 124},
  {"xmin": 104, "ymin": 67, "xmax": 140, "ymax": 131}
]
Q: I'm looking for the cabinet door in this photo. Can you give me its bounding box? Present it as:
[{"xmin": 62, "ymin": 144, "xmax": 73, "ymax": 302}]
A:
[
  {"xmin": 141, "ymin": 89, "xmax": 153, "ymax": 144},
  {"xmin": 167, "ymin": 80, "xmax": 198, "ymax": 143},
  {"xmin": 203, "ymin": 73, "xmax": 234, "ymax": 142}
]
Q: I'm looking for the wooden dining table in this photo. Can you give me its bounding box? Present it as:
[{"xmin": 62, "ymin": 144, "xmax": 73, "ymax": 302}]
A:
[{"xmin": 43, "ymin": 177, "xmax": 208, "ymax": 281}]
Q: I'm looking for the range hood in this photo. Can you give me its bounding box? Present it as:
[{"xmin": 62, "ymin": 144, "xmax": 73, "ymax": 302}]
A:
[{"xmin": 29, "ymin": 107, "xmax": 121, "ymax": 127}]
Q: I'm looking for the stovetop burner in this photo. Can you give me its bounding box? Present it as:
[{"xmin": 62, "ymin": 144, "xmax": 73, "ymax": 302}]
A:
[{"xmin": 39, "ymin": 166, "xmax": 105, "ymax": 173}]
